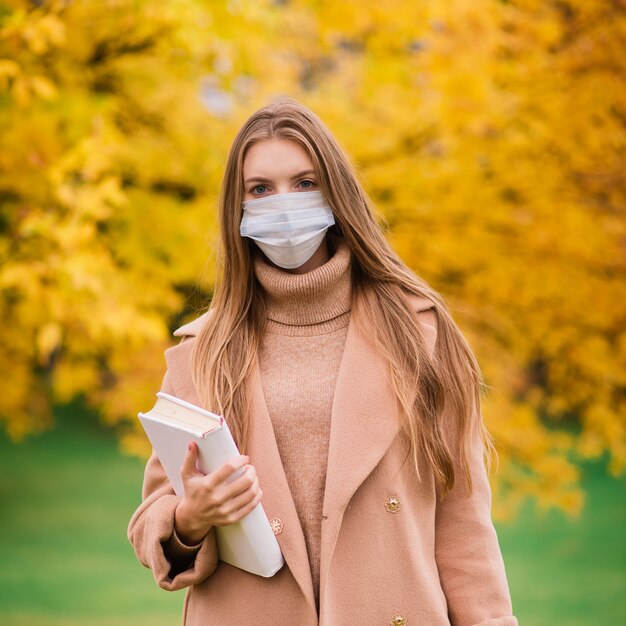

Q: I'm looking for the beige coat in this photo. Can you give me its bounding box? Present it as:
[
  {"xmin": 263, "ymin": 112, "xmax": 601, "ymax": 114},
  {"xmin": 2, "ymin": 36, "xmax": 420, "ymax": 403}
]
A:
[{"xmin": 128, "ymin": 295, "xmax": 518, "ymax": 626}]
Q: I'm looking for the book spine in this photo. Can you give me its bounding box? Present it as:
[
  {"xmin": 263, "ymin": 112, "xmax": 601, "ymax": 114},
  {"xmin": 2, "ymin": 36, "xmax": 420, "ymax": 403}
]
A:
[
  {"xmin": 196, "ymin": 419, "xmax": 245, "ymax": 484},
  {"xmin": 201, "ymin": 416, "xmax": 224, "ymax": 438}
]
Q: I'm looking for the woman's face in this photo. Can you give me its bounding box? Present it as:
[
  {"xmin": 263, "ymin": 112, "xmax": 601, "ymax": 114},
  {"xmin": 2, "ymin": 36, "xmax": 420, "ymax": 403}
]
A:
[
  {"xmin": 241, "ymin": 137, "xmax": 331, "ymax": 274},
  {"xmin": 242, "ymin": 138, "xmax": 318, "ymax": 201}
]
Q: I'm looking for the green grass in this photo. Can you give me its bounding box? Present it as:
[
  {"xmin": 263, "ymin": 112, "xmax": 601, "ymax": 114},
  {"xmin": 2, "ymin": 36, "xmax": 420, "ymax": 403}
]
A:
[
  {"xmin": 0, "ymin": 403, "xmax": 624, "ymax": 625},
  {"xmin": 496, "ymin": 458, "xmax": 626, "ymax": 626},
  {"xmin": 0, "ymin": 403, "xmax": 182, "ymax": 626}
]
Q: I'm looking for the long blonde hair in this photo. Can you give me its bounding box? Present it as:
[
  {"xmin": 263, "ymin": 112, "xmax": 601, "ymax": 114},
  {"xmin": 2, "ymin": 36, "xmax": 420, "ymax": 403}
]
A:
[{"xmin": 192, "ymin": 97, "xmax": 495, "ymax": 497}]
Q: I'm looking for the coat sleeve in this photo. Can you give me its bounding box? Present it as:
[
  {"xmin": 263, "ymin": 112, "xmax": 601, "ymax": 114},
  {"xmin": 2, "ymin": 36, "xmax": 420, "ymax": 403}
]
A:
[
  {"xmin": 127, "ymin": 368, "xmax": 219, "ymax": 591},
  {"xmin": 422, "ymin": 312, "xmax": 518, "ymax": 626}
]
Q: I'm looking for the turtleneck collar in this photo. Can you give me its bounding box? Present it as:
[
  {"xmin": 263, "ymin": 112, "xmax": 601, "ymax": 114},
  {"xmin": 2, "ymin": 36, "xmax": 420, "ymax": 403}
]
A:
[{"xmin": 253, "ymin": 237, "xmax": 352, "ymax": 329}]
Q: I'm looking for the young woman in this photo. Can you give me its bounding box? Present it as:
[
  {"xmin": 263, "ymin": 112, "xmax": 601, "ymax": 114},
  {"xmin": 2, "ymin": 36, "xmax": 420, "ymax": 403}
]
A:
[{"xmin": 128, "ymin": 97, "xmax": 518, "ymax": 626}]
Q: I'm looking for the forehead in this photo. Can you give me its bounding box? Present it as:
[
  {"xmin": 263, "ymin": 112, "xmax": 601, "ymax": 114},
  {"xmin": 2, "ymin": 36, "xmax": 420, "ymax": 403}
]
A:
[{"xmin": 243, "ymin": 138, "xmax": 314, "ymax": 177}]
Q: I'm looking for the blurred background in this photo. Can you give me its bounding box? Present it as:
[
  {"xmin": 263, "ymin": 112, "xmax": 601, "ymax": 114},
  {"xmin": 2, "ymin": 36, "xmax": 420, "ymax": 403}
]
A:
[{"xmin": 0, "ymin": 0, "xmax": 624, "ymax": 624}]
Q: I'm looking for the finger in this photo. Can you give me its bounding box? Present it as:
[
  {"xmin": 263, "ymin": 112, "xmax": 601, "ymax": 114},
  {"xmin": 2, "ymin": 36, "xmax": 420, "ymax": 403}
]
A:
[
  {"xmin": 207, "ymin": 455, "xmax": 250, "ymax": 487},
  {"xmin": 180, "ymin": 441, "xmax": 202, "ymax": 478},
  {"xmin": 221, "ymin": 465, "xmax": 258, "ymax": 500},
  {"xmin": 226, "ymin": 487, "xmax": 264, "ymax": 524},
  {"xmin": 220, "ymin": 478, "xmax": 260, "ymax": 516}
]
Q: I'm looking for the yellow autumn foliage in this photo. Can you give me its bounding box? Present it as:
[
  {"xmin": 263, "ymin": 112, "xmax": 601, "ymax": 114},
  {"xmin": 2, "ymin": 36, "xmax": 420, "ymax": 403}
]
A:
[{"xmin": 1, "ymin": 0, "xmax": 624, "ymax": 520}]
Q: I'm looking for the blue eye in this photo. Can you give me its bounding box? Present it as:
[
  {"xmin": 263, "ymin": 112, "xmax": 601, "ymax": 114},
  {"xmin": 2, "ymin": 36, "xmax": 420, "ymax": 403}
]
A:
[
  {"xmin": 299, "ymin": 180, "xmax": 315, "ymax": 189},
  {"xmin": 252, "ymin": 185, "xmax": 268, "ymax": 194}
]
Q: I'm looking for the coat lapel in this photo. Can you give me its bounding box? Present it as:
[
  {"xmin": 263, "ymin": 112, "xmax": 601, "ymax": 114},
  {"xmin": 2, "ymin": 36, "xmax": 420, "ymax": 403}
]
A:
[
  {"xmin": 164, "ymin": 339, "xmax": 202, "ymax": 405},
  {"xmin": 164, "ymin": 329, "xmax": 316, "ymax": 613},
  {"xmin": 318, "ymin": 295, "xmax": 437, "ymax": 596},
  {"xmin": 247, "ymin": 361, "xmax": 317, "ymax": 612},
  {"xmin": 318, "ymin": 310, "xmax": 402, "ymax": 591}
]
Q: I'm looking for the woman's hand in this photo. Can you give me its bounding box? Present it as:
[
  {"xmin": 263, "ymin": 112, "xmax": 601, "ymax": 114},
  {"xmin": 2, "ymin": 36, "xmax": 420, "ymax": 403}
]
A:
[{"xmin": 174, "ymin": 442, "xmax": 263, "ymax": 545}]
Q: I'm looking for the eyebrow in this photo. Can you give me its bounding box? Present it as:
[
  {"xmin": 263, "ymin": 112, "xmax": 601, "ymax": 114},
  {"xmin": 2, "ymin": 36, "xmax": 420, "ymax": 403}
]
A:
[{"xmin": 244, "ymin": 169, "xmax": 317, "ymax": 184}]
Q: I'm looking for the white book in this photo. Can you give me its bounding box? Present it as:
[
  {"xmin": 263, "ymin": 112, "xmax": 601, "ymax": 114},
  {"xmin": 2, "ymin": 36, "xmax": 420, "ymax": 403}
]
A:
[{"xmin": 138, "ymin": 391, "xmax": 285, "ymax": 578}]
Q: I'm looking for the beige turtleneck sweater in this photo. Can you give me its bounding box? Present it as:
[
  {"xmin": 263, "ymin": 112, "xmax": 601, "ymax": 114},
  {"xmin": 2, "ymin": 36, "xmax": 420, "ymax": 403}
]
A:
[{"xmin": 253, "ymin": 237, "xmax": 352, "ymax": 612}]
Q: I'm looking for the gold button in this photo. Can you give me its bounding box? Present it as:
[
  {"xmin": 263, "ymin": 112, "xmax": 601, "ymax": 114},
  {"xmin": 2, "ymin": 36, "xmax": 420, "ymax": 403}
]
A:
[
  {"xmin": 269, "ymin": 517, "xmax": 284, "ymax": 535},
  {"xmin": 390, "ymin": 614, "xmax": 407, "ymax": 626},
  {"xmin": 385, "ymin": 495, "xmax": 401, "ymax": 513}
]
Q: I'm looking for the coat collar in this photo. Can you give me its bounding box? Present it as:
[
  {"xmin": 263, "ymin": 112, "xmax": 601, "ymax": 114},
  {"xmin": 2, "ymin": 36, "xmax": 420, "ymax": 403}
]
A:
[{"xmin": 165, "ymin": 294, "xmax": 437, "ymax": 612}]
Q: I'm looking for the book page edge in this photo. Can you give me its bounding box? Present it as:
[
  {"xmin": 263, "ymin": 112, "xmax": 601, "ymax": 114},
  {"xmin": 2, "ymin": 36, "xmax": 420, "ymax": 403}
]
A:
[{"xmin": 156, "ymin": 391, "xmax": 223, "ymax": 424}]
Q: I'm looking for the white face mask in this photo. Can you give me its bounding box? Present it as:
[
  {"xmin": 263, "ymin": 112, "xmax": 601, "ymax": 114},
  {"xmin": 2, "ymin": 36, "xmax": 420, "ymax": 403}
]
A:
[{"xmin": 240, "ymin": 190, "xmax": 335, "ymax": 269}]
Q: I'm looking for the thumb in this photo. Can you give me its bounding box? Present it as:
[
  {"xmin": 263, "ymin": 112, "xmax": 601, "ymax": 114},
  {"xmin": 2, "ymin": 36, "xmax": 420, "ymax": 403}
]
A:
[{"xmin": 180, "ymin": 441, "xmax": 200, "ymax": 479}]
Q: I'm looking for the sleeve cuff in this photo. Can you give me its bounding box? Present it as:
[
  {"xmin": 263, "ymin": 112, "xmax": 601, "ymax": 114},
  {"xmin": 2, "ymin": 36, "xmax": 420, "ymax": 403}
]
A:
[{"xmin": 163, "ymin": 525, "xmax": 206, "ymax": 559}]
